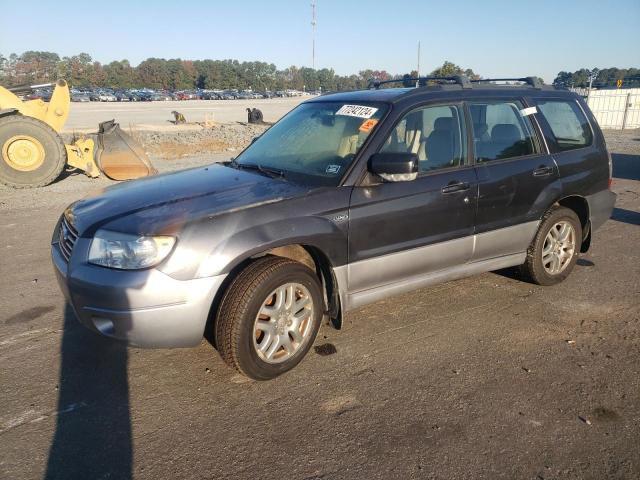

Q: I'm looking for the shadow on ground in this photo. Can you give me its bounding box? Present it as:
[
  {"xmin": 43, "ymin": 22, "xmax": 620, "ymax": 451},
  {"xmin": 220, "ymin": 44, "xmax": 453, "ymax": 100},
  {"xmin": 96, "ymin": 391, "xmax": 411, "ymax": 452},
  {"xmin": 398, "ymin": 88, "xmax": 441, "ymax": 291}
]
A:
[
  {"xmin": 612, "ymin": 153, "xmax": 639, "ymax": 181},
  {"xmin": 610, "ymin": 207, "xmax": 640, "ymax": 226},
  {"xmin": 45, "ymin": 304, "xmax": 132, "ymax": 479}
]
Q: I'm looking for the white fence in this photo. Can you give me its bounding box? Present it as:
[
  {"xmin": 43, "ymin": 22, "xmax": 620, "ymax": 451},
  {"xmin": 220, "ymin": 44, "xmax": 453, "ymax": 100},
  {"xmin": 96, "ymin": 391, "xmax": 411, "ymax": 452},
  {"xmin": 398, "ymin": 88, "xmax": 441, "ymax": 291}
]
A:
[{"xmin": 576, "ymin": 88, "xmax": 640, "ymax": 130}]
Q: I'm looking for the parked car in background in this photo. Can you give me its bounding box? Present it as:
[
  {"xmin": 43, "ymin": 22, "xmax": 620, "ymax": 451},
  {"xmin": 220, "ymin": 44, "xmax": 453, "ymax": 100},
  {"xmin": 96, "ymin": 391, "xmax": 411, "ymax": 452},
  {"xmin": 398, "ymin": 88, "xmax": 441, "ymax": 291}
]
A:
[
  {"xmin": 27, "ymin": 89, "xmax": 53, "ymax": 101},
  {"xmin": 136, "ymin": 91, "xmax": 153, "ymax": 101},
  {"xmin": 71, "ymin": 92, "xmax": 91, "ymax": 102},
  {"xmin": 201, "ymin": 91, "xmax": 221, "ymax": 100},
  {"xmin": 220, "ymin": 90, "xmax": 238, "ymax": 100},
  {"xmin": 150, "ymin": 92, "xmax": 173, "ymax": 101},
  {"xmin": 90, "ymin": 90, "xmax": 117, "ymax": 102}
]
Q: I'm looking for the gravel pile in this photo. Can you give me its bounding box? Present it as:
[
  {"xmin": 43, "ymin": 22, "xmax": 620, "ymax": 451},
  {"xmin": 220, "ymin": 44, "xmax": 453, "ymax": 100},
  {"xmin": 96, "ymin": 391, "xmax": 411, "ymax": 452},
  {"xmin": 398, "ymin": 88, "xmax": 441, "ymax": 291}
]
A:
[{"xmin": 63, "ymin": 123, "xmax": 271, "ymax": 160}]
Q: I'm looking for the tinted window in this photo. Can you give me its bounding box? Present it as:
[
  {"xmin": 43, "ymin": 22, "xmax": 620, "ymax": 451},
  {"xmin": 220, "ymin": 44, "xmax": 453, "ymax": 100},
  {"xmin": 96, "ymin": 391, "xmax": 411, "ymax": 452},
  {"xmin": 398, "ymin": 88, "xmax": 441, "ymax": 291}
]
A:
[
  {"xmin": 380, "ymin": 104, "xmax": 466, "ymax": 173},
  {"xmin": 537, "ymin": 100, "xmax": 593, "ymax": 151},
  {"xmin": 469, "ymin": 101, "xmax": 536, "ymax": 162}
]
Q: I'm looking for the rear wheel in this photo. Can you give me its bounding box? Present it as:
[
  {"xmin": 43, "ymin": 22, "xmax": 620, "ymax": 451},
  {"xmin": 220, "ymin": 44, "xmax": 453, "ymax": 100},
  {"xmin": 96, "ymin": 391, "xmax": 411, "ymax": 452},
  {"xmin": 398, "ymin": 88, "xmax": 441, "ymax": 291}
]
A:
[
  {"xmin": 216, "ymin": 255, "xmax": 323, "ymax": 380},
  {"xmin": 521, "ymin": 206, "xmax": 582, "ymax": 285},
  {"xmin": 0, "ymin": 115, "xmax": 66, "ymax": 188}
]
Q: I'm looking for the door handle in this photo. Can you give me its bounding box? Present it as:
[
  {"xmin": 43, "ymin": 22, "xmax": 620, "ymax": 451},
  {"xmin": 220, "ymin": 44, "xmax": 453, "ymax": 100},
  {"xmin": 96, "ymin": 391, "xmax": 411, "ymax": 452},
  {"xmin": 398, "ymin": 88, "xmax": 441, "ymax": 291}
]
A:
[
  {"xmin": 441, "ymin": 181, "xmax": 470, "ymax": 194},
  {"xmin": 533, "ymin": 166, "xmax": 554, "ymax": 177}
]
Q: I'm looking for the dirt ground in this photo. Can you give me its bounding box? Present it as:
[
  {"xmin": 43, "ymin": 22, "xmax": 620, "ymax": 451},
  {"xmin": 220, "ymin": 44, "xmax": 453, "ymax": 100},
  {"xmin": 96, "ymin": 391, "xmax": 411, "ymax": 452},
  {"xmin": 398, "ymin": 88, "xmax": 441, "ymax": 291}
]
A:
[
  {"xmin": 62, "ymin": 97, "xmax": 305, "ymax": 131},
  {"xmin": 0, "ymin": 130, "xmax": 639, "ymax": 480}
]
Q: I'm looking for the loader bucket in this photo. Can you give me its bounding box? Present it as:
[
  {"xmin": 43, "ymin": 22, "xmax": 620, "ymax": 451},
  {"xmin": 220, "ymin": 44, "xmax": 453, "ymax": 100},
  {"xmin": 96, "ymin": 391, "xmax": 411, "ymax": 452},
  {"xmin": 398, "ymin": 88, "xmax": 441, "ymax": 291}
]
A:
[{"xmin": 95, "ymin": 120, "xmax": 156, "ymax": 180}]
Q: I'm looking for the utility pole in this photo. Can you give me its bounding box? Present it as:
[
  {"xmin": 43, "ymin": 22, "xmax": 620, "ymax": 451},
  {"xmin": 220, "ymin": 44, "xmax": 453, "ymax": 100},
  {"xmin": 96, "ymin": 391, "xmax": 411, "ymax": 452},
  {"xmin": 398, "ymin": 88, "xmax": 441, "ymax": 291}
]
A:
[
  {"xmin": 311, "ymin": 0, "xmax": 317, "ymax": 70},
  {"xmin": 416, "ymin": 41, "xmax": 421, "ymax": 87}
]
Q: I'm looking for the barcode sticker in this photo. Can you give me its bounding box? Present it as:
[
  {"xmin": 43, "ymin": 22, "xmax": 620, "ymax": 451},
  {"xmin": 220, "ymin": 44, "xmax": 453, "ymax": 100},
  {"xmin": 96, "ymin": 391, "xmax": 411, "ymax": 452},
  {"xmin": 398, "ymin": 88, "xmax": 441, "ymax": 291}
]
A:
[{"xmin": 336, "ymin": 105, "xmax": 379, "ymax": 119}]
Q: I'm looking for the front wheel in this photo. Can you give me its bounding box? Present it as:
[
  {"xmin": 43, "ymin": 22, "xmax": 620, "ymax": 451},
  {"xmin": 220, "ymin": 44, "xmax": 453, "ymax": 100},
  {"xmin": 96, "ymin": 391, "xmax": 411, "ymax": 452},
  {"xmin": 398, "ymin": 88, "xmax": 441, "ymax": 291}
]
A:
[
  {"xmin": 216, "ymin": 255, "xmax": 323, "ymax": 380},
  {"xmin": 521, "ymin": 206, "xmax": 582, "ymax": 285}
]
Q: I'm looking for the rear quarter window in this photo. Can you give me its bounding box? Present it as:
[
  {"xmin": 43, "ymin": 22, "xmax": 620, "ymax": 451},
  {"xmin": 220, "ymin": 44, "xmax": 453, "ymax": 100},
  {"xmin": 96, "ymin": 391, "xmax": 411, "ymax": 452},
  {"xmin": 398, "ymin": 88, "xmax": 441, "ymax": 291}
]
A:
[{"xmin": 537, "ymin": 100, "xmax": 593, "ymax": 152}]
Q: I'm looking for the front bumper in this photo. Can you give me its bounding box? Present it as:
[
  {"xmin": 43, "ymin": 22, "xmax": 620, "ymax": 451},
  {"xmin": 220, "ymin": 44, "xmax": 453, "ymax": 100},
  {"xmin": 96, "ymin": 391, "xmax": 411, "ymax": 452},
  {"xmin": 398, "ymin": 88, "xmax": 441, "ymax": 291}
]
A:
[{"xmin": 52, "ymin": 241, "xmax": 226, "ymax": 348}]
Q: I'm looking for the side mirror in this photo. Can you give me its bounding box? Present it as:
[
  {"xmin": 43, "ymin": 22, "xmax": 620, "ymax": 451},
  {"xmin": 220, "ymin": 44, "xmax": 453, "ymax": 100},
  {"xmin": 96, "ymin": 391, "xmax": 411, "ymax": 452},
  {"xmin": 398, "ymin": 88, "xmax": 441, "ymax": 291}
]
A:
[{"xmin": 369, "ymin": 152, "xmax": 419, "ymax": 182}]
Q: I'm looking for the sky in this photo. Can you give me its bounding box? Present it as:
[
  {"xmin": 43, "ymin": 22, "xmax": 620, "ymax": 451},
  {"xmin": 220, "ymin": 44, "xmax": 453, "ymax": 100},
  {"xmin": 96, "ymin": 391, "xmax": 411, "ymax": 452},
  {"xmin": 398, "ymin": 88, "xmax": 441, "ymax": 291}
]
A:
[{"xmin": 1, "ymin": 0, "xmax": 639, "ymax": 83}]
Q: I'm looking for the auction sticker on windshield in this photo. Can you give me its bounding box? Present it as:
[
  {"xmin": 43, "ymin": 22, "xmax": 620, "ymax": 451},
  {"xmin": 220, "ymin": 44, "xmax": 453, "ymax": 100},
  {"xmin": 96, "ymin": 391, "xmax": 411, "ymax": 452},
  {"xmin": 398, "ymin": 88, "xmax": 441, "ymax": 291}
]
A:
[
  {"xmin": 359, "ymin": 118, "xmax": 378, "ymax": 133},
  {"xmin": 336, "ymin": 105, "xmax": 379, "ymax": 119}
]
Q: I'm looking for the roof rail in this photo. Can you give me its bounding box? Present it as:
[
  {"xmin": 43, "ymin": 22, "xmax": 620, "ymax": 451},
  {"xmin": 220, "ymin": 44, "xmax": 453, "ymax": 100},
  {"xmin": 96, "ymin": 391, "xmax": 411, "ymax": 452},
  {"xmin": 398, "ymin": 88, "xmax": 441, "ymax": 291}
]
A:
[
  {"xmin": 470, "ymin": 77, "xmax": 544, "ymax": 89},
  {"xmin": 369, "ymin": 75, "xmax": 471, "ymax": 90}
]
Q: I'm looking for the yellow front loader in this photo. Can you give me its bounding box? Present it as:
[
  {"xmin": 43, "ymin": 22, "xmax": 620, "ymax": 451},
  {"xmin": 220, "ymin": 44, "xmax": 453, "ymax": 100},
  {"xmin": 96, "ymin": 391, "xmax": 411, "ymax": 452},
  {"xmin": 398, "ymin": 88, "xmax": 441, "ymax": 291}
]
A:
[{"xmin": 0, "ymin": 79, "xmax": 155, "ymax": 188}]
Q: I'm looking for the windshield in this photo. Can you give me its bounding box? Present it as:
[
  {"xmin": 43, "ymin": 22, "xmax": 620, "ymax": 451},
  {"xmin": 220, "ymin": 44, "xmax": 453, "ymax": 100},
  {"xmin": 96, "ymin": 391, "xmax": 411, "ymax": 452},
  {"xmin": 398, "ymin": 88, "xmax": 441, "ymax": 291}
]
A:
[{"xmin": 233, "ymin": 101, "xmax": 387, "ymax": 186}]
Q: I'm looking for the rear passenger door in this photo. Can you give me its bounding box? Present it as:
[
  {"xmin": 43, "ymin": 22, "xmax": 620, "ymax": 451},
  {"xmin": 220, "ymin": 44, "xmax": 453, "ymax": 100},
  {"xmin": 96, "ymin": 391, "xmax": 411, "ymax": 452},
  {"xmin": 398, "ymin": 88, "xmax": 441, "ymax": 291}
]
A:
[
  {"xmin": 533, "ymin": 98, "xmax": 607, "ymax": 195},
  {"xmin": 469, "ymin": 99, "xmax": 557, "ymax": 261}
]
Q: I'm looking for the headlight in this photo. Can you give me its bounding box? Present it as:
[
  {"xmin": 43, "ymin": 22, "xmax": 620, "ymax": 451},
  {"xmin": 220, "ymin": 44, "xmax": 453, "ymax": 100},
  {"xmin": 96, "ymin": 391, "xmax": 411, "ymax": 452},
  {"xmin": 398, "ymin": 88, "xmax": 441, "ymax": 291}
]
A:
[{"xmin": 88, "ymin": 229, "xmax": 176, "ymax": 270}]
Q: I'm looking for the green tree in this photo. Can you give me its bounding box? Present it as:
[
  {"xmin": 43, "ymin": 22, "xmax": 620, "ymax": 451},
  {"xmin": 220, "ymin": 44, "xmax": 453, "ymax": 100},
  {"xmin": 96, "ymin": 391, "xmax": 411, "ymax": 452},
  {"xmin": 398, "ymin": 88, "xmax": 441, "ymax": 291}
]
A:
[
  {"xmin": 103, "ymin": 60, "xmax": 138, "ymax": 88},
  {"xmin": 430, "ymin": 61, "xmax": 479, "ymax": 79}
]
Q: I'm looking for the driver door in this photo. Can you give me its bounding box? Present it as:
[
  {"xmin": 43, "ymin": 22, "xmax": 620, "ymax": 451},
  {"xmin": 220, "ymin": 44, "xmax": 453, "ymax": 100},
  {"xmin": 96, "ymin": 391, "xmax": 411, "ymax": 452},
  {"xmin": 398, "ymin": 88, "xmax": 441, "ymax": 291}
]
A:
[{"xmin": 347, "ymin": 103, "xmax": 477, "ymax": 293}]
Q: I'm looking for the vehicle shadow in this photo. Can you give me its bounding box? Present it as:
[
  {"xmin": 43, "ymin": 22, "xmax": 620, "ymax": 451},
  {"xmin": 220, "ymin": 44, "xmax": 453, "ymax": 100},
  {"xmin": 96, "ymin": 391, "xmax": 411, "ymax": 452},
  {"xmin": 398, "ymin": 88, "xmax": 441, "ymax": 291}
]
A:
[
  {"xmin": 44, "ymin": 304, "xmax": 132, "ymax": 480},
  {"xmin": 610, "ymin": 207, "xmax": 640, "ymax": 226},
  {"xmin": 612, "ymin": 153, "xmax": 639, "ymax": 181}
]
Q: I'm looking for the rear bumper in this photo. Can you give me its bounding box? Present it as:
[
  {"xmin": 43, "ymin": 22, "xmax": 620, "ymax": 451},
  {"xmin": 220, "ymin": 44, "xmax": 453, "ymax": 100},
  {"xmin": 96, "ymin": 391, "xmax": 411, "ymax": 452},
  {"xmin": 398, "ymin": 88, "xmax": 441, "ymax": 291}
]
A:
[
  {"xmin": 52, "ymin": 242, "xmax": 226, "ymax": 348},
  {"xmin": 586, "ymin": 189, "xmax": 616, "ymax": 232}
]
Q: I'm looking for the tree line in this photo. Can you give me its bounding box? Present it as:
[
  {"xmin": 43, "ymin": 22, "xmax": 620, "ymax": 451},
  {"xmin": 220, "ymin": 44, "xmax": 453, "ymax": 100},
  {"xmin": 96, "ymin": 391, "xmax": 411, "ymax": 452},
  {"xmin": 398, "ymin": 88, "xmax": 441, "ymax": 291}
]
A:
[
  {"xmin": 0, "ymin": 51, "xmax": 482, "ymax": 92},
  {"xmin": 553, "ymin": 68, "xmax": 640, "ymax": 89}
]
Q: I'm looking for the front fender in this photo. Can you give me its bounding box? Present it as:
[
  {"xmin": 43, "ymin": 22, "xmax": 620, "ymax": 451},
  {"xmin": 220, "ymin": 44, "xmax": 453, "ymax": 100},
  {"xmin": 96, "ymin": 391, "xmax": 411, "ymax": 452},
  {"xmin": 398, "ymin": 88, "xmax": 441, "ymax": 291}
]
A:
[
  {"xmin": 157, "ymin": 187, "xmax": 352, "ymax": 281},
  {"xmin": 195, "ymin": 215, "xmax": 348, "ymax": 278}
]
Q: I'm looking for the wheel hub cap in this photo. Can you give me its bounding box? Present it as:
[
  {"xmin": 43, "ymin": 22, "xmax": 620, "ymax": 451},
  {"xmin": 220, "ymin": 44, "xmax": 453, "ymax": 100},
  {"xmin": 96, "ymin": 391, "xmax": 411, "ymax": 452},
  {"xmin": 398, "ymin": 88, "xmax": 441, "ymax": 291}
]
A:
[
  {"xmin": 2, "ymin": 135, "xmax": 46, "ymax": 171},
  {"xmin": 253, "ymin": 282, "xmax": 314, "ymax": 364},
  {"xmin": 542, "ymin": 220, "xmax": 576, "ymax": 275}
]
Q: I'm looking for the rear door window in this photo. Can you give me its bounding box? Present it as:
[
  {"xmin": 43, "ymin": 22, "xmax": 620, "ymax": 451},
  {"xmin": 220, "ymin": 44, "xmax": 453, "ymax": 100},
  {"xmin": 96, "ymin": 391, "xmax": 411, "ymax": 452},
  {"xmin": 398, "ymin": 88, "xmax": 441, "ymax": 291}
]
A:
[
  {"xmin": 536, "ymin": 100, "xmax": 593, "ymax": 151},
  {"xmin": 469, "ymin": 100, "xmax": 537, "ymax": 163}
]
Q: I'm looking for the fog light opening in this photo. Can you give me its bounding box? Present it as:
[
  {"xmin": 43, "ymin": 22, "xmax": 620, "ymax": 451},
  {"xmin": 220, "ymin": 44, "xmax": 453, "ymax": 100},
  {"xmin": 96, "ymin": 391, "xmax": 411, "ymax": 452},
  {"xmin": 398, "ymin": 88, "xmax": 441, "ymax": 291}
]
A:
[{"xmin": 92, "ymin": 317, "xmax": 115, "ymax": 336}]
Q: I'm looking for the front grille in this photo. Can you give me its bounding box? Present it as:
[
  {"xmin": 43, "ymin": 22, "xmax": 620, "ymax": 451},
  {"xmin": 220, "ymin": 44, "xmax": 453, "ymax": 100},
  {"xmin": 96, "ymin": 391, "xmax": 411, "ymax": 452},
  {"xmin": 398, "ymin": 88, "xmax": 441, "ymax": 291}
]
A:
[{"xmin": 58, "ymin": 216, "xmax": 78, "ymax": 262}]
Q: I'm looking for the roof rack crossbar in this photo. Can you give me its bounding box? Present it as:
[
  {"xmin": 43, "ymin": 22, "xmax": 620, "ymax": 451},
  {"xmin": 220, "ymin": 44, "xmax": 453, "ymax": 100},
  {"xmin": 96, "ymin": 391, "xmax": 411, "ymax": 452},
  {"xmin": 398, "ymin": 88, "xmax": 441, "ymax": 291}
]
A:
[
  {"xmin": 470, "ymin": 77, "xmax": 543, "ymax": 89},
  {"xmin": 369, "ymin": 75, "xmax": 471, "ymax": 90}
]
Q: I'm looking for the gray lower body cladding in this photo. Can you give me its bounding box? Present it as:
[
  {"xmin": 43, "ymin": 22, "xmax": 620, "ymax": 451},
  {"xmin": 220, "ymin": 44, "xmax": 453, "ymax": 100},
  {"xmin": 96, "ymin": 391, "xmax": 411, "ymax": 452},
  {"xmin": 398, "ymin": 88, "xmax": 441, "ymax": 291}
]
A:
[{"xmin": 336, "ymin": 221, "xmax": 539, "ymax": 312}]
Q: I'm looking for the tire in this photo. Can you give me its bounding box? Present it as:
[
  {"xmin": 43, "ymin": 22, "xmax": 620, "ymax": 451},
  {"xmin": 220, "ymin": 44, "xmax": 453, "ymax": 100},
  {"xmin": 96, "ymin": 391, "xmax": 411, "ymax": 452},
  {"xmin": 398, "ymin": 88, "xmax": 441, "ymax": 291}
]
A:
[
  {"xmin": 0, "ymin": 115, "xmax": 66, "ymax": 188},
  {"xmin": 521, "ymin": 206, "xmax": 582, "ymax": 286},
  {"xmin": 216, "ymin": 255, "xmax": 323, "ymax": 380}
]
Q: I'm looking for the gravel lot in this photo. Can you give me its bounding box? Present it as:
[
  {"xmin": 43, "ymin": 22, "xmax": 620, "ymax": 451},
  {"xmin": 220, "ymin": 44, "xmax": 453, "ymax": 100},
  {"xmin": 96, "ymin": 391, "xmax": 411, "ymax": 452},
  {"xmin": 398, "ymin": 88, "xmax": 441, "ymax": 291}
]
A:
[
  {"xmin": 0, "ymin": 129, "xmax": 638, "ymax": 479},
  {"xmin": 63, "ymin": 97, "xmax": 305, "ymax": 131}
]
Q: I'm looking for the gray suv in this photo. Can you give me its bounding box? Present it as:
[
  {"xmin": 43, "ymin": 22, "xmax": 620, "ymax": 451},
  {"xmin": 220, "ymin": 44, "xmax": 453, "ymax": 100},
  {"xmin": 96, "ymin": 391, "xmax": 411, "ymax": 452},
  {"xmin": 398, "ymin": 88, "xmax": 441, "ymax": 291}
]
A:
[{"xmin": 52, "ymin": 76, "xmax": 616, "ymax": 380}]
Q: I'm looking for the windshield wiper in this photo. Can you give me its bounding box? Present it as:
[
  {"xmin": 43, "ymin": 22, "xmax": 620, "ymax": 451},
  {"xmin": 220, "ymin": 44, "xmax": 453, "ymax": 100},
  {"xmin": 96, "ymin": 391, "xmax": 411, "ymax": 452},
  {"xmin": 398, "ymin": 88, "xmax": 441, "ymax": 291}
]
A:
[{"xmin": 229, "ymin": 159, "xmax": 285, "ymax": 179}]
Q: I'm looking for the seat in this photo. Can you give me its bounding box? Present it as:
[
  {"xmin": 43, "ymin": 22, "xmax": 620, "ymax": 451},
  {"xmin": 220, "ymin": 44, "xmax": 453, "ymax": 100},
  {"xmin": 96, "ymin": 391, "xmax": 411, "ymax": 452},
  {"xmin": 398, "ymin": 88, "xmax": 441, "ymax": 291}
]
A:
[
  {"xmin": 490, "ymin": 123, "xmax": 525, "ymax": 159},
  {"xmin": 424, "ymin": 117, "xmax": 455, "ymax": 170},
  {"xmin": 473, "ymin": 122, "xmax": 490, "ymax": 142}
]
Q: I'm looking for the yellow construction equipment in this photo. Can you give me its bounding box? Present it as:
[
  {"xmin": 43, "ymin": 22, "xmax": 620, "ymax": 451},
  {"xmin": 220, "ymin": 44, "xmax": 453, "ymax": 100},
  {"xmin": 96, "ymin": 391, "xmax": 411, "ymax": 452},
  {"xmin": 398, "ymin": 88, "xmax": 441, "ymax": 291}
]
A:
[{"xmin": 0, "ymin": 79, "xmax": 155, "ymax": 188}]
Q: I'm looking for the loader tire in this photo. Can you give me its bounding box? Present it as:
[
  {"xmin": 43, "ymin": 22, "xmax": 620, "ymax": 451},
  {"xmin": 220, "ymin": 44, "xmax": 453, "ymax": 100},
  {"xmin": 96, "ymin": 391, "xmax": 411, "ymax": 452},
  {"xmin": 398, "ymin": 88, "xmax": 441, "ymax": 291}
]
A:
[{"xmin": 0, "ymin": 115, "xmax": 66, "ymax": 188}]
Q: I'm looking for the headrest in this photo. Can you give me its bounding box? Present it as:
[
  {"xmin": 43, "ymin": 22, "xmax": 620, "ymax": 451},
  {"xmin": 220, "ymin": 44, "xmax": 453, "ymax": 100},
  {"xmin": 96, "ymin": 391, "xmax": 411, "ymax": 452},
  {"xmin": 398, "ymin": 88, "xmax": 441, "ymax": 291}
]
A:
[
  {"xmin": 473, "ymin": 122, "xmax": 488, "ymax": 135},
  {"xmin": 491, "ymin": 124, "xmax": 521, "ymax": 142},
  {"xmin": 405, "ymin": 111, "xmax": 423, "ymax": 130},
  {"xmin": 434, "ymin": 117, "xmax": 454, "ymax": 131}
]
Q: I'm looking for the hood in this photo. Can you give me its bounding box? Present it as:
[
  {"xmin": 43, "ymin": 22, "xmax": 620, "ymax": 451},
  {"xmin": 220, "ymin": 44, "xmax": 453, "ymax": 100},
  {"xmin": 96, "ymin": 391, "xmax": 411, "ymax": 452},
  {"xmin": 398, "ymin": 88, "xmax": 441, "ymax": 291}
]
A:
[{"xmin": 67, "ymin": 163, "xmax": 308, "ymax": 236}]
